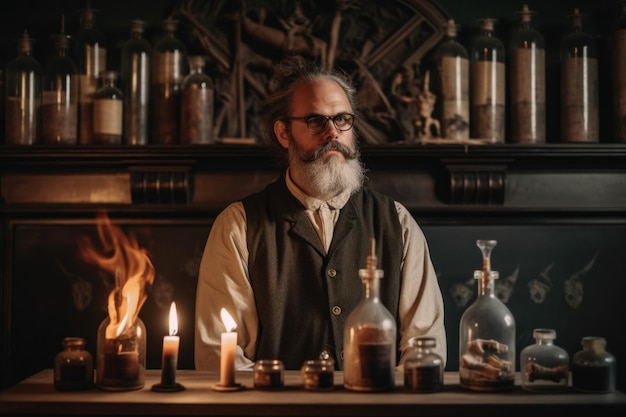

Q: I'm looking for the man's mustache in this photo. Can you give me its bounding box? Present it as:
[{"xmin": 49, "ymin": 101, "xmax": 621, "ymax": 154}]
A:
[{"xmin": 300, "ymin": 141, "xmax": 359, "ymax": 162}]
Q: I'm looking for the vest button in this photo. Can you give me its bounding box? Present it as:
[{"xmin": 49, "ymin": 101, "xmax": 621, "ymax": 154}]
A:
[
  {"xmin": 331, "ymin": 306, "xmax": 342, "ymax": 315},
  {"xmin": 327, "ymin": 269, "xmax": 337, "ymax": 278}
]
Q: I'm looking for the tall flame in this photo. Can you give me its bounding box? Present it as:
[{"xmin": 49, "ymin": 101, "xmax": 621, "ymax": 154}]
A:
[
  {"xmin": 77, "ymin": 211, "xmax": 155, "ymax": 339},
  {"xmin": 220, "ymin": 308, "xmax": 237, "ymax": 332}
]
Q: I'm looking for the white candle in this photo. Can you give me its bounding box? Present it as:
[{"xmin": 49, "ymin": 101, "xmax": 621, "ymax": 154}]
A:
[
  {"xmin": 161, "ymin": 302, "xmax": 180, "ymax": 385},
  {"xmin": 219, "ymin": 308, "xmax": 237, "ymax": 386}
]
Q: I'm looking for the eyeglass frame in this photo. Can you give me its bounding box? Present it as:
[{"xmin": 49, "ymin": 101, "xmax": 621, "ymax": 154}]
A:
[{"xmin": 283, "ymin": 112, "xmax": 356, "ymax": 134}]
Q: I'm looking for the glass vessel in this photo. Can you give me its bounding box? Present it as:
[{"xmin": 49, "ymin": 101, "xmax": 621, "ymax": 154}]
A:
[
  {"xmin": 612, "ymin": 1, "xmax": 626, "ymax": 142},
  {"xmin": 41, "ymin": 16, "xmax": 78, "ymax": 145},
  {"xmin": 74, "ymin": 3, "xmax": 107, "ymax": 144},
  {"xmin": 470, "ymin": 18, "xmax": 505, "ymax": 143},
  {"xmin": 404, "ymin": 336, "xmax": 444, "ymax": 393},
  {"xmin": 435, "ymin": 19, "xmax": 469, "ymax": 140},
  {"xmin": 571, "ymin": 336, "xmax": 616, "ymax": 393},
  {"xmin": 5, "ymin": 29, "xmax": 41, "ymax": 145},
  {"xmin": 343, "ymin": 238, "xmax": 396, "ymax": 392},
  {"xmin": 93, "ymin": 71, "xmax": 123, "ymax": 144},
  {"xmin": 253, "ymin": 359, "xmax": 285, "ymax": 390},
  {"xmin": 301, "ymin": 359, "xmax": 335, "ymax": 391},
  {"xmin": 560, "ymin": 8, "xmax": 599, "ymax": 143},
  {"xmin": 152, "ymin": 17, "xmax": 187, "ymax": 144},
  {"xmin": 180, "ymin": 55, "xmax": 214, "ymax": 144},
  {"xmin": 54, "ymin": 337, "xmax": 94, "ymax": 391},
  {"xmin": 509, "ymin": 4, "xmax": 546, "ymax": 144},
  {"xmin": 459, "ymin": 239, "xmax": 515, "ymax": 391},
  {"xmin": 121, "ymin": 19, "xmax": 151, "ymax": 145},
  {"xmin": 96, "ymin": 316, "xmax": 146, "ymax": 391},
  {"xmin": 520, "ymin": 328, "xmax": 569, "ymax": 392}
]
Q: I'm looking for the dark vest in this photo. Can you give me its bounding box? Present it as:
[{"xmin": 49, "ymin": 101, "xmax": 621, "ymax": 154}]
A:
[{"xmin": 243, "ymin": 175, "xmax": 403, "ymax": 370}]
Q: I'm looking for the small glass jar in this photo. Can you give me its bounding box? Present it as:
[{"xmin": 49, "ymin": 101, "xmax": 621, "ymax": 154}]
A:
[
  {"xmin": 301, "ymin": 359, "xmax": 335, "ymax": 391},
  {"xmin": 404, "ymin": 337, "xmax": 444, "ymax": 392},
  {"xmin": 54, "ymin": 337, "xmax": 94, "ymax": 391},
  {"xmin": 520, "ymin": 329, "xmax": 569, "ymax": 392},
  {"xmin": 572, "ymin": 336, "xmax": 616, "ymax": 393},
  {"xmin": 93, "ymin": 70, "xmax": 123, "ymax": 144},
  {"xmin": 253, "ymin": 359, "xmax": 284, "ymax": 390}
]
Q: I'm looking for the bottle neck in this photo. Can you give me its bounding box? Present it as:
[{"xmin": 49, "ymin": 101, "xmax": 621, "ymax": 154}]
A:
[{"xmin": 363, "ymin": 277, "xmax": 380, "ymax": 301}]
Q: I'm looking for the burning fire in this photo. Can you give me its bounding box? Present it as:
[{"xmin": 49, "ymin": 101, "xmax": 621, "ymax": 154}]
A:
[{"xmin": 78, "ymin": 211, "xmax": 155, "ymax": 339}]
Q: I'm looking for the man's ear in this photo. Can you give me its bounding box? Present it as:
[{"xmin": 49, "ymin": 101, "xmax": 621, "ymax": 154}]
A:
[{"xmin": 274, "ymin": 120, "xmax": 290, "ymax": 149}]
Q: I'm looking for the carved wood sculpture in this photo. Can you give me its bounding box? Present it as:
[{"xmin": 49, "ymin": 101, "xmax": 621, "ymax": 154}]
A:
[{"xmin": 172, "ymin": 0, "xmax": 449, "ymax": 144}]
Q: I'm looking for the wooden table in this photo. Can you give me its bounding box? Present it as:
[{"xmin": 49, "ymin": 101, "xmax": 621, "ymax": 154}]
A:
[{"xmin": 1, "ymin": 369, "xmax": 625, "ymax": 416}]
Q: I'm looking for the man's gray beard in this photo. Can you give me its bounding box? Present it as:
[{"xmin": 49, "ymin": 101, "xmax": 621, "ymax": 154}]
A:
[{"xmin": 290, "ymin": 148, "xmax": 366, "ymax": 199}]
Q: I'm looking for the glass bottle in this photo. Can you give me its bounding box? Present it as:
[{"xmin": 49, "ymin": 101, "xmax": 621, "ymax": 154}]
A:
[
  {"xmin": 93, "ymin": 71, "xmax": 123, "ymax": 144},
  {"xmin": 180, "ymin": 55, "xmax": 214, "ymax": 144},
  {"xmin": 470, "ymin": 18, "xmax": 505, "ymax": 143},
  {"xmin": 121, "ymin": 19, "xmax": 151, "ymax": 145},
  {"xmin": 96, "ymin": 315, "xmax": 146, "ymax": 391},
  {"xmin": 459, "ymin": 239, "xmax": 515, "ymax": 391},
  {"xmin": 435, "ymin": 19, "xmax": 469, "ymax": 140},
  {"xmin": 74, "ymin": 1, "xmax": 107, "ymax": 145},
  {"xmin": 520, "ymin": 328, "xmax": 569, "ymax": 392},
  {"xmin": 54, "ymin": 337, "xmax": 94, "ymax": 391},
  {"xmin": 5, "ymin": 29, "xmax": 42, "ymax": 145},
  {"xmin": 41, "ymin": 15, "xmax": 78, "ymax": 145},
  {"xmin": 152, "ymin": 17, "xmax": 187, "ymax": 145},
  {"xmin": 560, "ymin": 8, "xmax": 599, "ymax": 143},
  {"xmin": 301, "ymin": 358, "xmax": 335, "ymax": 391},
  {"xmin": 343, "ymin": 238, "xmax": 396, "ymax": 392},
  {"xmin": 612, "ymin": 1, "xmax": 626, "ymax": 143},
  {"xmin": 510, "ymin": 4, "xmax": 546, "ymax": 144},
  {"xmin": 253, "ymin": 359, "xmax": 285, "ymax": 390},
  {"xmin": 571, "ymin": 336, "xmax": 616, "ymax": 393},
  {"xmin": 404, "ymin": 337, "xmax": 444, "ymax": 393}
]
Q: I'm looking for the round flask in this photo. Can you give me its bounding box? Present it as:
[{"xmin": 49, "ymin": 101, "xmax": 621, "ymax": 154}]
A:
[
  {"xmin": 520, "ymin": 329, "xmax": 569, "ymax": 392},
  {"xmin": 571, "ymin": 336, "xmax": 616, "ymax": 393},
  {"xmin": 54, "ymin": 337, "xmax": 94, "ymax": 391},
  {"xmin": 404, "ymin": 337, "xmax": 444, "ymax": 392}
]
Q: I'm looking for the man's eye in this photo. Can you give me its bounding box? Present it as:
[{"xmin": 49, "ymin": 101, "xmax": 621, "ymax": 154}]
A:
[{"xmin": 308, "ymin": 116, "xmax": 326, "ymax": 126}]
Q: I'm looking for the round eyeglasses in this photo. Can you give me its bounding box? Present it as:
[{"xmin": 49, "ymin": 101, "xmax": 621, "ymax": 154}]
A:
[{"xmin": 284, "ymin": 113, "xmax": 356, "ymax": 134}]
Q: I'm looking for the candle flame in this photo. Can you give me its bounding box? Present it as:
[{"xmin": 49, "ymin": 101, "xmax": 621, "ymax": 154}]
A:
[
  {"xmin": 220, "ymin": 308, "xmax": 237, "ymax": 332},
  {"xmin": 169, "ymin": 302, "xmax": 178, "ymax": 336}
]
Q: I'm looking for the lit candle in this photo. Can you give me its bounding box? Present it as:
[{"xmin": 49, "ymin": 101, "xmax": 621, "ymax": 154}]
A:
[
  {"xmin": 161, "ymin": 302, "xmax": 180, "ymax": 386},
  {"xmin": 219, "ymin": 308, "xmax": 237, "ymax": 387}
]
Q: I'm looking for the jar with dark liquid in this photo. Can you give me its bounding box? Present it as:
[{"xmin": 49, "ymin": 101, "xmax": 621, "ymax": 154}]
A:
[
  {"xmin": 404, "ymin": 337, "xmax": 444, "ymax": 392},
  {"xmin": 253, "ymin": 359, "xmax": 284, "ymax": 390},
  {"xmin": 301, "ymin": 359, "xmax": 335, "ymax": 391},
  {"xmin": 54, "ymin": 337, "xmax": 94, "ymax": 391},
  {"xmin": 572, "ymin": 336, "xmax": 616, "ymax": 393}
]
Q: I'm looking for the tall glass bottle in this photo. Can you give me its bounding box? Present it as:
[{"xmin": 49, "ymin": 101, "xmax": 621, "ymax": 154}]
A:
[
  {"xmin": 180, "ymin": 55, "xmax": 214, "ymax": 144},
  {"xmin": 74, "ymin": 1, "xmax": 107, "ymax": 144},
  {"xmin": 152, "ymin": 17, "xmax": 187, "ymax": 144},
  {"xmin": 560, "ymin": 8, "xmax": 599, "ymax": 143},
  {"xmin": 510, "ymin": 4, "xmax": 546, "ymax": 144},
  {"xmin": 343, "ymin": 238, "xmax": 396, "ymax": 392},
  {"xmin": 520, "ymin": 328, "xmax": 569, "ymax": 392},
  {"xmin": 93, "ymin": 71, "xmax": 123, "ymax": 144},
  {"xmin": 41, "ymin": 16, "xmax": 78, "ymax": 145},
  {"xmin": 5, "ymin": 29, "xmax": 42, "ymax": 145},
  {"xmin": 435, "ymin": 19, "xmax": 469, "ymax": 140},
  {"xmin": 612, "ymin": 2, "xmax": 626, "ymax": 143},
  {"xmin": 459, "ymin": 239, "xmax": 515, "ymax": 391},
  {"xmin": 470, "ymin": 18, "xmax": 506, "ymax": 143},
  {"xmin": 121, "ymin": 19, "xmax": 151, "ymax": 145}
]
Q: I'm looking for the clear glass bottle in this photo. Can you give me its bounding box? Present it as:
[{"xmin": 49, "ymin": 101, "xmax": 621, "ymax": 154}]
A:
[
  {"xmin": 510, "ymin": 4, "xmax": 546, "ymax": 144},
  {"xmin": 74, "ymin": 2, "xmax": 107, "ymax": 145},
  {"xmin": 560, "ymin": 8, "xmax": 599, "ymax": 143},
  {"xmin": 612, "ymin": 1, "xmax": 626, "ymax": 143},
  {"xmin": 152, "ymin": 17, "xmax": 187, "ymax": 145},
  {"xmin": 96, "ymin": 316, "xmax": 146, "ymax": 391},
  {"xmin": 5, "ymin": 29, "xmax": 42, "ymax": 145},
  {"xmin": 404, "ymin": 336, "xmax": 444, "ymax": 393},
  {"xmin": 459, "ymin": 239, "xmax": 515, "ymax": 391},
  {"xmin": 41, "ymin": 16, "xmax": 78, "ymax": 145},
  {"xmin": 571, "ymin": 336, "xmax": 616, "ymax": 393},
  {"xmin": 520, "ymin": 328, "xmax": 569, "ymax": 392},
  {"xmin": 121, "ymin": 19, "xmax": 151, "ymax": 145},
  {"xmin": 343, "ymin": 238, "xmax": 396, "ymax": 392},
  {"xmin": 93, "ymin": 70, "xmax": 123, "ymax": 144},
  {"xmin": 435, "ymin": 19, "xmax": 470, "ymax": 140},
  {"xmin": 470, "ymin": 18, "xmax": 506, "ymax": 143},
  {"xmin": 54, "ymin": 337, "xmax": 94, "ymax": 391},
  {"xmin": 180, "ymin": 55, "xmax": 214, "ymax": 144}
]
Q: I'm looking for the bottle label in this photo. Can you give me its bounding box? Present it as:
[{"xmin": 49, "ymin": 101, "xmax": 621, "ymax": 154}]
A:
[
  {"xmin": 439, "ymin": 56, "xmax": 470, "ymax": 139},
  {"xmin": 471, "ymin": 61, "xmax": 505, "ymax": 141},
  {"xmin": 93, "ymin": 99, "xmax": 123, "ymax": 135}
]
